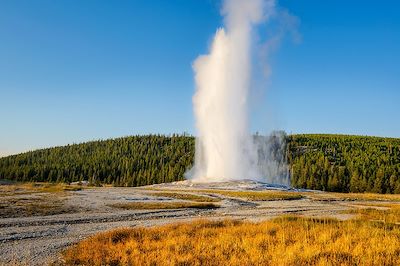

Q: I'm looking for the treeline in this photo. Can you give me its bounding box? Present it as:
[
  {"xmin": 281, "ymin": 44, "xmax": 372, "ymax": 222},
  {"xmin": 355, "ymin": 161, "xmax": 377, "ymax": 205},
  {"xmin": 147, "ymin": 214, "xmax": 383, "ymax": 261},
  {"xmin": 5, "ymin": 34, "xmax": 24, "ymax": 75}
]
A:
[
  {"xmin": 0, "ymin": 133, "xmax": 399, "ymax": 193},
  {"xmin": 288, "ymin": 134, "xmax": 400, "ymax": 194},
  {"xmin": 0, "ymin": 135, "xmax": 194, "ymax": 186}
]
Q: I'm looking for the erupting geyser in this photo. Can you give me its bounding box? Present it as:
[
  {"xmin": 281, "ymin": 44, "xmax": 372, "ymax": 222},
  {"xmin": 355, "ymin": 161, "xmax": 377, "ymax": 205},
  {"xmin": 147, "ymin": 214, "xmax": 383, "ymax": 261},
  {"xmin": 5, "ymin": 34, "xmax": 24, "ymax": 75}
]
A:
[{"xmin": 187, "ymin": 0, "xmax": 289, "ymax": 184}]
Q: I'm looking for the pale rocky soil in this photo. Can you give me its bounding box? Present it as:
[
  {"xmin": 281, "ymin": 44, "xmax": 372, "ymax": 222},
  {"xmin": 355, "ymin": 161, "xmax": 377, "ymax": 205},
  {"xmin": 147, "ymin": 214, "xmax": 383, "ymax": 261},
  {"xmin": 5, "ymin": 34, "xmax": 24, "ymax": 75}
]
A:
[{"xmin": 0, "ymin": 180, "xmax": 394, "ymax": 265}]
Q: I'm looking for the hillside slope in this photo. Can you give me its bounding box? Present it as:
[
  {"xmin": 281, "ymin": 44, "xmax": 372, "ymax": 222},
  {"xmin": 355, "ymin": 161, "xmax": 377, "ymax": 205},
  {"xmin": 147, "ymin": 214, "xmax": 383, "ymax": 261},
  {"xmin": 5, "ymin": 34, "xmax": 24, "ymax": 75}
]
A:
[
  {"xmin": 0, "ymin": 135, "xmax": 194, "ymax": 186},
  {"xmin": 0, "ymin": 134, "xmax": 399, "ymax": 193},
  {"xmin": 288, "ymin": 134, "xmax": 400, "ymax": 193}
]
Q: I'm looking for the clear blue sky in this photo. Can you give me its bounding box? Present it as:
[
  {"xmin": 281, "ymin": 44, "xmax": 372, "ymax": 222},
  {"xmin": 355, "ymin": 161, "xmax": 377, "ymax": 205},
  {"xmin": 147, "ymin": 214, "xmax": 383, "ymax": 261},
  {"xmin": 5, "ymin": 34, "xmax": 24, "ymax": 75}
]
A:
[{"xmin": 1, "ymin": 0, "xmax": 399, "ymax": 157}]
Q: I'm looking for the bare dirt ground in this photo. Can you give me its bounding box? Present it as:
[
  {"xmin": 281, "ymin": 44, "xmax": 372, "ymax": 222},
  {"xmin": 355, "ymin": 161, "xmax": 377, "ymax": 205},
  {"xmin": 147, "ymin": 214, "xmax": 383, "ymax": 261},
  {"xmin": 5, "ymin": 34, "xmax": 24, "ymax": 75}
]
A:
[{"xmin": 1, "ymin": 180, "xmax": 399, "ymax": 265}]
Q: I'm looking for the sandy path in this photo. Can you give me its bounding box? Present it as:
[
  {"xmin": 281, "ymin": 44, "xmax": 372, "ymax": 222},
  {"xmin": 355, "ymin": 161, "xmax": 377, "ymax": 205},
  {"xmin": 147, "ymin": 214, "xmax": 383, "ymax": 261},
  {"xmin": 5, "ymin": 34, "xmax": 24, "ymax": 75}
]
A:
[{"xmin": 0, "ymin": 182, "xmax": 370, "ymax": 265}]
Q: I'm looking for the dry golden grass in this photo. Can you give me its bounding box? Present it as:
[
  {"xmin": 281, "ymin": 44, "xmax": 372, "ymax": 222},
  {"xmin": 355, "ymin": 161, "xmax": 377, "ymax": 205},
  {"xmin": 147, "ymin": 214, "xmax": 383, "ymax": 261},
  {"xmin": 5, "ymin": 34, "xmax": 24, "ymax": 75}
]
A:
[
  {"xmin": 0, "ymin": 182, "xmax": 83, "ymax": 218},
  {"xmin": 204, "ymin": 189, "xmax": 304, "ymax": 201},
  {"xmin": 147, "ymin": 188, "xmax": 304, "ymax": 201},
  {"xmin": 218, "ymin": 189, "xmax": 400, "ymax": 202},
  {"xmin": 0, "ymin": 182, "xmax": 83, "ymax": 196},
  {"xmin": 0, "ymin": 195, "xmax": 78, "ymax": 218},
  {"xmin": 144, "ymin": 186, "xmax": 400, "ymax": 202},
  {"xmin": 109, "ymin": 202, "xmax": 219, "ymax": 210},
  {"xmin": 147, "ymin": 192, "xmax": 220, "ymax": 202},
  {"xmin": 38, "ymin": 183, "xmax": 84, "ymax": 193},
  {"xmin": 307, "ymin": 192, "xmax": 400, "ymax": 202},
  {"xmin": 347, "ymin": 203, "xmax": 400, "ymax": 224},
  {"xmin": 145, "ymin": 187, "xmax": 305, "ymax": 201},
  {"xmin": 63, "ymin": 216, "xmax": 400, "ymax": 266}
]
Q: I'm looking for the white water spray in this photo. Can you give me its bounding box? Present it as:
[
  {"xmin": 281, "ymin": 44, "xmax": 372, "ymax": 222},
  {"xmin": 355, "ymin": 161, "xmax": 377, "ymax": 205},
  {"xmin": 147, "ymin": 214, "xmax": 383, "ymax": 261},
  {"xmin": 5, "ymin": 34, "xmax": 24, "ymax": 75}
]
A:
[{"xmin": 188, "ymin": 0, "xmax": 289, "ymax": 184}]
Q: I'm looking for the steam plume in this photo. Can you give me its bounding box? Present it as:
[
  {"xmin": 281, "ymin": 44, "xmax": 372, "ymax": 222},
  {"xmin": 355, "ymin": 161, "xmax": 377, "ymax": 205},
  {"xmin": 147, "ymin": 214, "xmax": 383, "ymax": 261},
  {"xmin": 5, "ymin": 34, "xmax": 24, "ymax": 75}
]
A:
[{"xmin": 188, "ymin": 0, "xmax": 288, "ymax": 184}]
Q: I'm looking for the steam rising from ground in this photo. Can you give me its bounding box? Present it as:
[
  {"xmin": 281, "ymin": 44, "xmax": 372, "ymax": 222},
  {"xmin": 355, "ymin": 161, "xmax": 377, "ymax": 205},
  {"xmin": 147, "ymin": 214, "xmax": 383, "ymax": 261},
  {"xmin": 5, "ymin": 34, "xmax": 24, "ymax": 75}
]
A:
[{"xmin": 187, "ymin": 0, "xmax": 289, "ymax": 185}]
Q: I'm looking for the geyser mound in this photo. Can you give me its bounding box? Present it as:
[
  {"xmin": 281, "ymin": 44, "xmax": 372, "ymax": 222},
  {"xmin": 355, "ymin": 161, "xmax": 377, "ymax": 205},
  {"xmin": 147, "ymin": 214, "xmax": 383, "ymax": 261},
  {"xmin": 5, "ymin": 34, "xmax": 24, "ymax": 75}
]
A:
[{"xmin": 186, "ymin": 0, "xmax": 290, "ymax": 185}]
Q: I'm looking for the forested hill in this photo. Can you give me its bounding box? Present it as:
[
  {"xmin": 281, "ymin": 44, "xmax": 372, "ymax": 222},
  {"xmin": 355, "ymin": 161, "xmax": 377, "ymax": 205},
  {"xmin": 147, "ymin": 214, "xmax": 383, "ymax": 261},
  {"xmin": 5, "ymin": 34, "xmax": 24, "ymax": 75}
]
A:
[
  {"xmin": 0, "ymin": 135, "xmax": 194, "ymax": 186},
  {"xmin": 0, "ymin": 134, "xmax": 399, "ymax": 194},
  {"xmin": 288, "ymin": 134, "xmax": 400, "ymax": 194}
]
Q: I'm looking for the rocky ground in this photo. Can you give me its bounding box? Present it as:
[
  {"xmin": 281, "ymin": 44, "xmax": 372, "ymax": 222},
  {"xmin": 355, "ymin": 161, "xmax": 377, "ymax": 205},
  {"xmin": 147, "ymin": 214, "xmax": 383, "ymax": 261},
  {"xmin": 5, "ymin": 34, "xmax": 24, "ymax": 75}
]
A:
[{"xmin": 0, "ymin": 180, "xmax": 396, "ymax": 265}]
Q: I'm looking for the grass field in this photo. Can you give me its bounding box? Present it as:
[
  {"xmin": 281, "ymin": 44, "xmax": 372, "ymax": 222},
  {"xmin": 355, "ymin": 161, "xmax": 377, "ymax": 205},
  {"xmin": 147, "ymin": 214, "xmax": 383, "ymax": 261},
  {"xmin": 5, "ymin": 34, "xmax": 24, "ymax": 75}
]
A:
[
  {"xmin": 63, "ymin": 214, "xmax": 400, "ymax": 266},
  {"xmin": 0, "ymin": 182, "xmax": 83, "ymax": 195},
  {"xmin": 0, "ymin": 182, "xmax": 84, "ymax": 218},
  {"xmin": 346, "ymin": 203, "xmax": 400, "ymax": 224},
  {"xmin": 208, "ymin": 190, "xmax": 304, "ymax": 201},
  {"xmin": 147, "ymin": 187, "xmax": 400, "ymax": 202},
  {"xmin": 109, "ymin": 202, "xmax": 219, "ymax": 210},
  {"xmin": 147, "ymin": 188, "xmax": 304, "ymax": 201},
  {"xmin": 147, "ymin": 192, "xmax": 220, "ymax": 202},
  {"xmin": 307, "ymin": 192, "xmax": 400, "ymax": 202}
]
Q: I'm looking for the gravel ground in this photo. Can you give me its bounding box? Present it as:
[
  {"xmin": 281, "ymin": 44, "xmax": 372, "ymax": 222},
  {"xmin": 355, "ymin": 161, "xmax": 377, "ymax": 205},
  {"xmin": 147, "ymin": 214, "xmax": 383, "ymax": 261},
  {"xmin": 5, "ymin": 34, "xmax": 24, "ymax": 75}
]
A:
[{"xmin": 0, "ymin": 181, "xmax": 382, "ymax": 265}]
